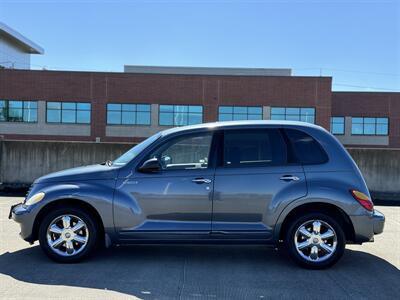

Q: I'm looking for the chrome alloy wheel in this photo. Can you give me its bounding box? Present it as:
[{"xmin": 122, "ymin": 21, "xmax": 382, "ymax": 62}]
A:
[
  {"xmin": 294, "ymin": 220, "xmax": 337, "ymax": 262},
  {"xmin": 46, "ymin": 215, "xmax": 89, "ymax": 257}
]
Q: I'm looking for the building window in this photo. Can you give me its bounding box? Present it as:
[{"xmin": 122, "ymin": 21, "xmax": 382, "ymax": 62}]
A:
[
  {"xmin": 0, "ymin": 100, "xmax": 38, "ymax": 122},
  {"xmin": 107, "ymin": 103, "xmax": 151, "ymax": 125},
  {"xmin": 46, "ymin": 102, "xmax": 91, "ymax": 124},
  {"xmin": 159, "ymin": 105, "xmax": 203, "ymax": 126},
  {"xmin": 218, "ymin": 106, "xmax": 262, "ymax": 121},
  {"xmin": 330, "ymin": 117, "xmax": 345, "ymax": 135},
  {"xmin": 271, "ymin": 107, "xmax": 315, "ymax": 124},
  {"xmin": 351, "ymin": 117, "xmax": 389, "ymax": 135}
]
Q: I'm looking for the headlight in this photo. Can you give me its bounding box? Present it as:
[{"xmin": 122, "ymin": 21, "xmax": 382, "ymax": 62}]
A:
[{"xmin": 25, "ymin": 192, "xmax": 45, "ymax": 206}]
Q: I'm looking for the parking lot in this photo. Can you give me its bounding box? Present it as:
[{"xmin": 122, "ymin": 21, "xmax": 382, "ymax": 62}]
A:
[{"xmin": 0, "ymin": 196, "xmax": 399, "ymax": 300}]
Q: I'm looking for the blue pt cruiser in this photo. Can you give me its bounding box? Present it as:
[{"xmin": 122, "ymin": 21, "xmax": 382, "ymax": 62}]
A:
[{"xmin": 10, "ymin": 121, "xmax": 385, "ymax": 269}]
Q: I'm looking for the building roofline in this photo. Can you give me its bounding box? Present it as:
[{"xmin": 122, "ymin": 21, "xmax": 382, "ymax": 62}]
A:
[
  {"xmin": 0, "ymin": 68, "xmax": 332, "ymax": 80},
  {"xmin": 124, "ymin": 65, "xmax": 292, "ymax": 76},
  {"xmin": 0, "ymin": 22, "xmax": 44, "ymax": 54}
]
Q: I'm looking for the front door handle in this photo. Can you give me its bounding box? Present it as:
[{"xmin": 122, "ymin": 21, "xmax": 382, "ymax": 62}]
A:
[
  {"xmin": 192, "ymin": 178, "xmax": 212, "ymax": 184},
  {"xmin": 280, "ymin": 175, "xmax": 300, "ymax": 181}
]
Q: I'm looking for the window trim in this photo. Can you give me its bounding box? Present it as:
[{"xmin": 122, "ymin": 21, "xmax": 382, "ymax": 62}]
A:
[
  {"xmin": 351, "ymin": 116, "xmax": 389, "ymax": 136},
  {"xmin": 106, "ymin": 102, "xmax": 151, "ymax": 126},
  {"xmin": 46, "ymin": 101, "xmax": 91, "ymax": 124},
  {"xmin": 158, "ymin": 104, "xmax": 204, "ymax": 127},
  {"xmin": 270, "ymin": 106, "xmax": 316, "ymax": 124},
  {"xmin": 330, "ymin": 116, "xmax": 345, "ymax": 136},
  {"xmin": 218, "ymin": 105, "xmax": 263, "ymax": 121},
  {"xmin": 0, "ymin": 100, "xmax": 38, "ymax": 123}
]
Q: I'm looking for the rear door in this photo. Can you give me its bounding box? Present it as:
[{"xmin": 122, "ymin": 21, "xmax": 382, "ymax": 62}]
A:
[{"xmin": 212, "ymin": 128, "xmax": 307, "ymax": 238}]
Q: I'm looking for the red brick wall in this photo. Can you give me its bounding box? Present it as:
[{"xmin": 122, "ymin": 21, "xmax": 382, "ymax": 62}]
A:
[
  {"xmin": 0, "ymin": 69, "xmax": 332, "ymax": 142},
  {"xmin": 332, "ymin": 92, "xmax": 400, "ymax": 148}
]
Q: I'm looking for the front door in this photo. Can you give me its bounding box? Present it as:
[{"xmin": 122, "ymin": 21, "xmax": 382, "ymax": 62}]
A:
[
  {"xmin": 114, "ymin": 131, "xmax": 215, "ymax": 240},
  {"xmin": 212, "ymin": 128, "xmax": 307, "ymax": 238}
]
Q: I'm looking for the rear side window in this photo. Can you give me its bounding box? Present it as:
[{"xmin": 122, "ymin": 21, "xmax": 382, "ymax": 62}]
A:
[
  {"xmin": 223, "ymin": 129, "xmax": 287, "ymax": 167},
  {"xmin": 284, "ymin": 129, "xmax": 328, "ymax": 165}
]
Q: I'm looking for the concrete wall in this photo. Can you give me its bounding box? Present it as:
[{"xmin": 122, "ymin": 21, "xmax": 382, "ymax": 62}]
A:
[
  {"xmin": 1, "ymin": 140, "xmax": 399, "ymax": 200},
  {"xmin": 0, "ymin": 140, "xmax": 132, "ymax": 186},
  {"xmin": 347, "ymin": 148, "xmax": 400, "ymax": 200}
]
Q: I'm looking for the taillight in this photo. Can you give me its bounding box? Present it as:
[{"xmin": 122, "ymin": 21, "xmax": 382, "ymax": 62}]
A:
[{"xmin": 350, "ymin": 190, "xmax": 374, "ymax": 211}]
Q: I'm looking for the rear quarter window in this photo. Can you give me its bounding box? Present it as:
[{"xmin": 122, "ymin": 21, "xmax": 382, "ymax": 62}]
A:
[{"xmin": 284, "ymin": 128, "xmax": 328, "ymax": 165}]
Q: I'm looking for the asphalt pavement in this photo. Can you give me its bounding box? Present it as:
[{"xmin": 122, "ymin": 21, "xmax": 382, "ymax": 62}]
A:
[{"xmin": 0, "ymin": 196, "xmax": 399, "ymax": 300}]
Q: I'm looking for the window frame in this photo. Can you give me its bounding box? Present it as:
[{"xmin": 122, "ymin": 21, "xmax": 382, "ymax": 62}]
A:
[
  {"xmin": 218, "ymin": 105, "xmax": 263, "ymax": 121},
  {"xmin": 270, "ymin": 106, "xmax": 316, "ymax": 124},
  {"xmin": 351, "ymin": 117, "xmax": 389, "ymax": 136},
  {"xmin": 330, "ymin": 116, "xmax": 345, "ymax": 135},
  {"xmin": 0, "ymin": 100, "xmax": 38, "ymax": 123},
  {"xmin": 158, "ymin": 104, "xmax": 204, "ymax": 126},
  {"xmin": 46, "ymin": 101, "xmax": 91, "ymax": 124},
  {"xmin": 106, "ymin": 103, "xmax": 151, "ymax": 126}
]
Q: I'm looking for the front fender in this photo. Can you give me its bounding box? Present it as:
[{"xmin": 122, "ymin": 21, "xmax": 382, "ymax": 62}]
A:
[{"xmin": 22, "ymin": 180, "xmax": 116, "ymax": 241}]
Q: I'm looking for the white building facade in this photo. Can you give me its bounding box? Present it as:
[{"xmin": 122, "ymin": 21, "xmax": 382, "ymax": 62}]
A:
[{"xmin": 0, "ymin": 22, "xmax": 43, "ymax": 69}]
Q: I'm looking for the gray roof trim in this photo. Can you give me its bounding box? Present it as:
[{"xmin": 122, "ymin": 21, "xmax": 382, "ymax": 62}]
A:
[
  {"xmin": 160, "ymin": 120, "xmax": 323, "ymax": 136},
  {"xmin": 0, "ymin": 22, "xmax": 44, "ymax": 54},
  {"xmin": 124, "ymin": 65, "xmax": 291, "ymax": 76}
]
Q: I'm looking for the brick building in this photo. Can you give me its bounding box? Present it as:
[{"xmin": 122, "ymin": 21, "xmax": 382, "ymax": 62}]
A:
[{"xmin": 0, "ymin": 66, "xmax": 398, "ymax": 148}]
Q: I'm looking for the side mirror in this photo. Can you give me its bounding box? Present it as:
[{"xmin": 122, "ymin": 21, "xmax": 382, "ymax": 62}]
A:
[
  {"xmin": 161, "ymin": 155, "xmax": 171, "ymax": 165},
  {"xmin": 138, "ymin": 158, "xmax": 161, "ymax": 173}
]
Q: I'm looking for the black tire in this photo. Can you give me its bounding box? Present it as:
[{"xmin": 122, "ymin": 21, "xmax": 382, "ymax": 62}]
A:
[
  {"xmin": 284, "ymin": 212, "xmax": 345, "ymax": 269},
  {"xmin": 38, "ymin": 206, "xmax": 99, "ymax": 263}
]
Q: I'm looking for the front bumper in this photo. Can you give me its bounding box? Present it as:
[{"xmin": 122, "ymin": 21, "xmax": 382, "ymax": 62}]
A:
[{"xmin": 9, "ymin": 203, "xmax": 35, "ymax": 242}]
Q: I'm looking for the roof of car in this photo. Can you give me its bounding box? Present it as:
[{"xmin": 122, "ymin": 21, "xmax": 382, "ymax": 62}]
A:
[{"xmin": 160, "ymin": 120, "xmax": 324, "ymax": 136}]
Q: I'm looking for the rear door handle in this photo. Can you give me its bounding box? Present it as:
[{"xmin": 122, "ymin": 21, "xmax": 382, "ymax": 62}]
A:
[
  {"xmin": 280, "ymin": 175, "xmax": 300, "ymax": 181},
  {"xmin": 192, "ymin": 178, "xmax": 212, "ymax": 184}
]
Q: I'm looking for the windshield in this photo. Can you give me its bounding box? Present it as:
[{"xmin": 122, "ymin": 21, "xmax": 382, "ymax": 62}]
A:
[{"xmin": 113, "ymin": 133, "xmax": 161, "ymax": 166}]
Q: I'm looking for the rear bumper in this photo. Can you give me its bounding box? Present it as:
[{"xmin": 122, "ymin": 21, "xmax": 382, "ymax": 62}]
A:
[
  {"xmin": 372, "ymin": 209, "xmax": 385, "ymax": 235},
  {"xmin": 350, "ymin": 209, "xmax": 385, "ymax": 243}
]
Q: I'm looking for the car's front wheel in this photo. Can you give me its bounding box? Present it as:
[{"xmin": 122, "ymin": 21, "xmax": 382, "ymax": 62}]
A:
[
  {"xmin": 285, "ymin": 213, "xmax": 345, "ymax": 269},
  {"xmin": 38, "ymin": 206, "xmax": 99, "ymax": 263}
]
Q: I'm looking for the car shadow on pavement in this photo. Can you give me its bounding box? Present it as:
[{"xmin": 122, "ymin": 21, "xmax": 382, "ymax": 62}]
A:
[{"xmin": 0, "ymin": 244, "xmax": 399, "ymax": 299}]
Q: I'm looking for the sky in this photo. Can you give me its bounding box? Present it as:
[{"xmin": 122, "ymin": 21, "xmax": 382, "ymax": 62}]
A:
[{"xmin": 0, "ymin": 0, "xmax": 399, "ymax": 91}]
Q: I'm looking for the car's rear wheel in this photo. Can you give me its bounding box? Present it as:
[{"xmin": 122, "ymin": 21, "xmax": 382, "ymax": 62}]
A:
[
  {"xmin": 285, "ymin": 213, "xmax": 345, "ymax": 269},
  {"xmin": 38, "ymin": 207, "xmax": 99, "ymax": 263}
]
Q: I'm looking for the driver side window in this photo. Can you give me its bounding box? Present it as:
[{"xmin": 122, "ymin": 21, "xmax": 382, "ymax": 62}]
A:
[{"xmin": 149, "ymin": 133, "xmax": 213, "ymax": 170}]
